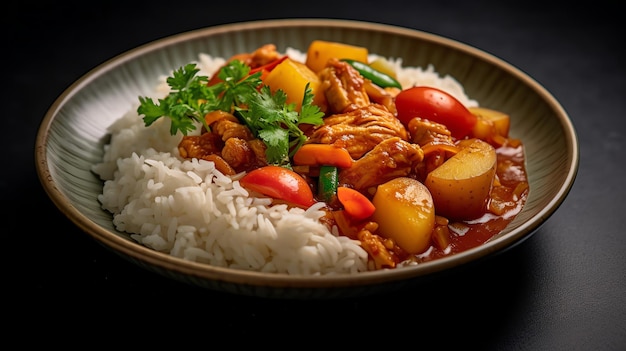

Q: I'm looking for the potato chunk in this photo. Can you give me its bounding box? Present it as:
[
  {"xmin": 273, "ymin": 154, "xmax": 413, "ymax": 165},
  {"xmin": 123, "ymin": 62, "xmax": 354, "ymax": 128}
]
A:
[
  {"xmin": 372, "ymin": 177, "xmax": 435, "ymax": 254},
  {"xmin": 425, "ymin": 138, "xmax": 497, "ymax": 220}
]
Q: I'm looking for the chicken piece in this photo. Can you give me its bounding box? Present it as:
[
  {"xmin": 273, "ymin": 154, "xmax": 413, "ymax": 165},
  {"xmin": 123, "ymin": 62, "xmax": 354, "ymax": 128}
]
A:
[
  {"xmin": 363, "ymin": 80, "xmax": 397, "ymax": 115},
  {"xmin": 221, "ymin": 137, "xmax": 268, "ymax": 173},
  {"xmin": 249, "ymin": 44, "xmax": 281, "ymax": 68},
  {"xmin": 182, "ymin": 109, "xmax": 268, "ymax": 174},
  {"xmin": 221, "ymin": 138, "xmax": 254, "ymax": 172},
  {"xmin": 212, "ymin": 118, "xmax": 255, "ymax": 141},
  {"xmin": 177, "ymin": 134, "xmax": 236, "ymax": 175},
  {"xmin": 407, "ymin": 117, "xmax": 454, "ymax": 146},
  {"xmin": 247, "ymin": 138, "xmax": 268, "ymax": 163},
  {"xmin": 408, "ymin": 118, "xmax": 459, "ymax": 181},
  {"xmin": 178, "ymin": 132, "xmax": 224, "ymax": 160},
  {"xmin": 228, "ymin": 44, "xmax": 281, "ymax": 69},
  {"xmin": 319, "ymin": 58, "xmax": 370, "ymax": 114},
  {"xmin": 357, "ymin": 227, "xmax": 400, "ymax": 270},
  {"xmin": 338, "ymin": 137, "xmax": 424, "ymax": 193},
  {"xmin": 202, "ymin": 154, "xmax": 237, "ymax": 176},
  {"xmin": 306, "ymin": 104, "xmax": 409, "ymax": 159}
]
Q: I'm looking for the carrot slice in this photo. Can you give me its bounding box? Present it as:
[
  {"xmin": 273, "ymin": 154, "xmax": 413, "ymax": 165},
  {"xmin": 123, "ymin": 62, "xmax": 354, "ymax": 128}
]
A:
[
  {"xmin": 292, "ymin": 144, "xmax": 353, "ymax": 168},
  {"xmin": 337, "ymin": 187, "xmax": 376, "ymax": 220}
]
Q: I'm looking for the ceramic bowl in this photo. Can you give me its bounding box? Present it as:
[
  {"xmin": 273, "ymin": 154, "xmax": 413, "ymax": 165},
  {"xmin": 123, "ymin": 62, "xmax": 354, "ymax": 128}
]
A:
[{"xmin": 35, "ymin": 19, "xmax": 578, "ymax": 299}]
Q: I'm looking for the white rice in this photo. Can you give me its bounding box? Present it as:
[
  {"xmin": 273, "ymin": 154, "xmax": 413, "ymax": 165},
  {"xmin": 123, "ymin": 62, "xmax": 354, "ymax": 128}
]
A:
[{"xmin": 92, "ymin": 47, "xmax": 476, "ymax": 275}]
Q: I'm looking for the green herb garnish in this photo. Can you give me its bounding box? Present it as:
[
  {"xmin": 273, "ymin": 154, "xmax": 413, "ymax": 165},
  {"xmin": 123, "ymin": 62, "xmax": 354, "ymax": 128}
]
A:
[
  {"xmin": 137, "ymin": 60, "xmax": 324, "ymax": 166},
  {"xmin": 235, "ymin": 84, "xmax": 324, "ymax": 166}
]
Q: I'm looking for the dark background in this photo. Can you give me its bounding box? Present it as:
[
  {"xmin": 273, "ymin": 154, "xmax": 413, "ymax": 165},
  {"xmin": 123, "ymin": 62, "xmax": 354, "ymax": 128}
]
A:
[{"xmin": 6, "ymin": 0, "xmax": 625, "ymax": 348}]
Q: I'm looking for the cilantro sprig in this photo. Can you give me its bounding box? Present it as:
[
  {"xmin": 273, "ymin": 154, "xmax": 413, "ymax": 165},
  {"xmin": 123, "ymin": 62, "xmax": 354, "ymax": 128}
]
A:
[
  {"xmin": 137, "ymin": 61, "xmax": 260, "ymax": 135},
  {"xmin": 235, "ymin": 84, "xmax": 323, "ymax": 166},
  {"xmin": 136, "ymin": 59, "xmax": 324, "ymax": 167}
]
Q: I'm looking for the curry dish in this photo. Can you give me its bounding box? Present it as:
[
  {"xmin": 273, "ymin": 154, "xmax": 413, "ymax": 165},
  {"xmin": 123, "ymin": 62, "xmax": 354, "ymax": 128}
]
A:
[{"xmin": 138, "ymin": 41, "xmax": 529, "ymax": 270}]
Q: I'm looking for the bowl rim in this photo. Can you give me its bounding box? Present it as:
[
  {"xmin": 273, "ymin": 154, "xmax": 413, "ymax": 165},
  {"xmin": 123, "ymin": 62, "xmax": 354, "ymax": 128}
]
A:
[{"xmin": 35, "ymin": 18, "xmax": 579, "ymax": 289}]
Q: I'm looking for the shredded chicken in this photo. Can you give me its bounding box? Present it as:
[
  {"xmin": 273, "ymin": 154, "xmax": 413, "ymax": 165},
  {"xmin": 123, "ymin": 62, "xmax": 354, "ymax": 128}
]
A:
[
  {"xmin": 408, "ymin": 117, "xmax": 454, "ymax": 146},
  {"xmin": 408, "ymin": 118, "xmax": 459, "ymax": 180},
  {"xmin": 306, "ymin": 104, "xmax": 409, "ymax": 159},
  {"xmin": 357, "ymin": 227, "xmax": 400, "ymax": 270},
  {"xmin": 319, "ymin": 58, "xmax": 370, "ymax": 114},
  {"xmin": 339, "ymin": 137, "xmax": 424, "ymax": 193}
]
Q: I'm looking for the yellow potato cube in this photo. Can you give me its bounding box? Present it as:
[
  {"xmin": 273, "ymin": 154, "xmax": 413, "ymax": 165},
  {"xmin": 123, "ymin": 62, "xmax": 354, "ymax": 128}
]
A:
[{"xmin": 372, "ymin": 177, "xmax": 435, "ymax": 254}]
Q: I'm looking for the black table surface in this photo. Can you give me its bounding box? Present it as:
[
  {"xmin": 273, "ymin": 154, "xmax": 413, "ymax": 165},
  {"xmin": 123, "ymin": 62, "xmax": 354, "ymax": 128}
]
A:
[{"xmin": 6, "ymin": 0, "xmax": 625, "ymax": 347}]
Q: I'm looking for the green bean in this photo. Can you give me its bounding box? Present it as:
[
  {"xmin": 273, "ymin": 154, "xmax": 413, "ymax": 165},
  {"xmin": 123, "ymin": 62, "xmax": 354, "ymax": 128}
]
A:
[
  {"xmin": 318, "ymin": 165, "xmax": 338, "ymax": 203},
  {"xmin": 341, "ymin": 59, "xmax": 402, "ymax": 89}
]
